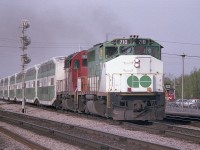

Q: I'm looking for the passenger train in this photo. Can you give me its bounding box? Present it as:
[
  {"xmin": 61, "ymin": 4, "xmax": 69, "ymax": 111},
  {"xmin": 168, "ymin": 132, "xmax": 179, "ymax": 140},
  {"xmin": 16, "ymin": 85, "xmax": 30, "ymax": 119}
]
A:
[{"xmin": 0, "ymin": 36, "xmax": 165, "ymax": 121}]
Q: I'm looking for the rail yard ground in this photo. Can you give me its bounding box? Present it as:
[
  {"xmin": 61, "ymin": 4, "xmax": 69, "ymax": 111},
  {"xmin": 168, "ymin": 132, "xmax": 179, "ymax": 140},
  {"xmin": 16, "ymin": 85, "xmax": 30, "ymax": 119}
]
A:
[{"xmin": 0, "ymin": 100, "xmax": 200, "ymax": 150}]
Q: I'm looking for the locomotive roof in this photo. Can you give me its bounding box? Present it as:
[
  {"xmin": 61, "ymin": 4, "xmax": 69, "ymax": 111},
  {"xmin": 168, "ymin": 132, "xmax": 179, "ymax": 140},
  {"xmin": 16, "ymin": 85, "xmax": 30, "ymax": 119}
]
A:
[
  {"xmin": 65, "ymin": 52, "xmax": 78, "ymax": 60},
  {"xmin": 89, "ymin": 38, "xmax": 163, "ymax": 52},
  {"xmin": 65, "ymin": 50, "xmax": 87, "ymax": 61}
]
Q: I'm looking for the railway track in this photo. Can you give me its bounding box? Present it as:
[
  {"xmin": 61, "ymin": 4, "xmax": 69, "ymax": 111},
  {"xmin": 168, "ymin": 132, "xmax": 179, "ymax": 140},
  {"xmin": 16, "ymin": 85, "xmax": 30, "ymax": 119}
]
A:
[
  {"xmin": 122, "ymin": 121, "xmax": 200, "ymax": 144},
  {"xmin": 165, "ymin": 114, "xmax": 200, "ymax": 122},
  {"xmin": 57, "ymin": 107, "xmax": 200, "ymax": 144},
  {"xmin": 164, "ymin": 114, "xmax": 200, "ymax": 128},
  {"xmin": 1, "ymin": 100, "xmax": 200, "ymax": 144},
  {"xmin": 0, "ymin": 126, "xmax": 48, "ymax": 150},
  {"xmin": 0, "ymin": 110, "xmax": 177, "ymax": 150},
  {"xmin": 67, "ymin": 111, "xmax": 200, "ymax": 144}
]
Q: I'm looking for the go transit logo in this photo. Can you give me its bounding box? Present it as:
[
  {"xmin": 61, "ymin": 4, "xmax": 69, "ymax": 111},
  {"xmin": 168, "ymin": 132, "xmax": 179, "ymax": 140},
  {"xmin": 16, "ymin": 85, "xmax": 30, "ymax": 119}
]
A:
[{"xmin": 127, "ymin": 75, "xmax": 152, "ymax": 88}]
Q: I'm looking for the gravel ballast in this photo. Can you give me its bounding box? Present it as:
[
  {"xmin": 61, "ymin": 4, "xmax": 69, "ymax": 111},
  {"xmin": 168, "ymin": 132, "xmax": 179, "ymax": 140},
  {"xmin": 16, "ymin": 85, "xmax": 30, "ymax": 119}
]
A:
[{"xmin": 0, "ymin": 101, "xmax": 199, "ymax": 150}]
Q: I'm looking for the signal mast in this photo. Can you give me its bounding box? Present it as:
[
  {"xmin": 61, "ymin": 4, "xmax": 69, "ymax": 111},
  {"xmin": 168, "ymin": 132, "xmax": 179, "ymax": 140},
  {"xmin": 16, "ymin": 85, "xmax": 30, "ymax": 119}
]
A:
[{"xmin": 20, "ymin": 19, "xmax": 31, "ymax": 113}]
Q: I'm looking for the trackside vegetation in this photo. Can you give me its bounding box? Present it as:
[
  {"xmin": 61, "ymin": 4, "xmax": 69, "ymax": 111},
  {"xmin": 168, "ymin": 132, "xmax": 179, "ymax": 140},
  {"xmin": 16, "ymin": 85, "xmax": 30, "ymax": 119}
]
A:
[{"xmin": 165, "ymin": 68, "xmax": 200, "ymax": 99}]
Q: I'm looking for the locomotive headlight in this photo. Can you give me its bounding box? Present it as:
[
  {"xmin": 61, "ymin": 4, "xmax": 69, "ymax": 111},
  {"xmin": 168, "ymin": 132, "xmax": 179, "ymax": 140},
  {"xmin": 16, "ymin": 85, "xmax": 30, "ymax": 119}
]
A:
[
  {"xmin": 134, "ymin": 58, "xmax": 140, "ymax": 68},
  {"xmin": 134, "ymin": 63, "xmax": 140, "ymax": 68},
  {"xmin": 134, "ymin": 58, "xmax": 140, "ymax": 63}
]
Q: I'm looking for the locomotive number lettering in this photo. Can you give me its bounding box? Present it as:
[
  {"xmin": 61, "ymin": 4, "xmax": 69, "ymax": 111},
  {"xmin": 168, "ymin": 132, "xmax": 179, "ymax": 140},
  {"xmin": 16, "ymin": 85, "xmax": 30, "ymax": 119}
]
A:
[
  {"xmin": 138, "ymin": 40, "xmax": 147, "ymax": 44},
  {"xmin": 119, "ymin": 39, "xmax": 128, "ymax": 44}
]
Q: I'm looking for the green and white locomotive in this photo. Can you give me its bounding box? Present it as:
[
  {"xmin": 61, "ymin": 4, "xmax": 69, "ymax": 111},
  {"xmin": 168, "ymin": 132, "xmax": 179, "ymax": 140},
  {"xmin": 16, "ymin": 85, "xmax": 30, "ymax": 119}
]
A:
[{"xmin": 86, "ymin": 36, "xmax": 165, "ymax": 120}]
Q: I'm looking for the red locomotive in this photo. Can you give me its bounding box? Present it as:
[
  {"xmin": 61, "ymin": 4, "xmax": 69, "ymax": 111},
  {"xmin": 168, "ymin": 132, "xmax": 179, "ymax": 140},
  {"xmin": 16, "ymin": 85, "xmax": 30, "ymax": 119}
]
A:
[{"xmin": 61, "ymin": 50, "xmax": 88, "ymax": 112}]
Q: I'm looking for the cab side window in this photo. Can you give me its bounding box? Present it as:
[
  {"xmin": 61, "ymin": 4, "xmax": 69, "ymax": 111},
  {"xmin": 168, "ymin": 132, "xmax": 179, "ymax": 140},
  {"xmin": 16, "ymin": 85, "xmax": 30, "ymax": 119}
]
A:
[
  {"xmin": 74, "ymin": 60, "xmax": 80, "ymax": 69},
  {"xmin": 105, "ymin": 47, "xmax": 118, "ymax": 59}
]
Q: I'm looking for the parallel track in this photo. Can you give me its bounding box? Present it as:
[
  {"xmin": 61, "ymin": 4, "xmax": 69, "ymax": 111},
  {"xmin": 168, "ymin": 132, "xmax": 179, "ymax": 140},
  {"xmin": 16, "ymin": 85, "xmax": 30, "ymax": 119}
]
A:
[
  {"xmin": 0, "ymin": 126, "xmax": 48, "ymax": 150},
  {"xmin": 0, "ymin": 110, "xmax": 177, "ymax": 150},
  {"xmin": 122, "ymin": 121, "xmax": 200, "ymax": 144},
  {"xmin": 165, "ymin": 114, "xmax": 200, "ymax": 122},
  {"xmin": 1, "ymin": 100, "xmax": 200, "ymax": 146}
]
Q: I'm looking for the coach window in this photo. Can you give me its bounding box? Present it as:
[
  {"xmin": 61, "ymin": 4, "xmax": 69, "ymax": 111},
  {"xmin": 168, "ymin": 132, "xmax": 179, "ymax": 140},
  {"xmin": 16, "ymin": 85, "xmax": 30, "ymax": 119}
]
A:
[
  {"xmin": 46, "ymin": 64, "xmax": 50, "ymax": 72},
  {"xmin": 33, "ymin": 81, "xmax": 35, "ymax": 88},
  {"xmin": 50, "ymin": 63, "xmax": 53, "ymax": 71},
  {"xmin": 74, "ymin": 60, "xmax": 80, "ymax": 69},
  {"xmin": 37, "ymin": 80, "xmax": 40, "ymax": 87},
  {"xmin": 105, "ymin": 46, "xmax": 118, "ymax": 59},
  {"xmin": 50, "ymin": 78, "xmax": 54, "ymax": 86}
]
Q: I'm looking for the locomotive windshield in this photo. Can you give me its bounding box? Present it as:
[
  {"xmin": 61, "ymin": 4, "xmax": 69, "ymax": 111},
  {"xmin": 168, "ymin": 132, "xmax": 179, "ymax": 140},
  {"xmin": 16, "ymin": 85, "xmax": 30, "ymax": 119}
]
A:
[
  {"xmin": 134, "ymin": 46, "xmax": 160, "ymax": 59},
  {"xmin": 118, "ymin": 46, "xmax": 160, "ymax": 59},
  {"xmin": 104, "ymin": 38, "xmax": 162, "ymax": 60},
  {"xmin": 120, "ymin": 46, "xmax": 133, "ymax": 54}
]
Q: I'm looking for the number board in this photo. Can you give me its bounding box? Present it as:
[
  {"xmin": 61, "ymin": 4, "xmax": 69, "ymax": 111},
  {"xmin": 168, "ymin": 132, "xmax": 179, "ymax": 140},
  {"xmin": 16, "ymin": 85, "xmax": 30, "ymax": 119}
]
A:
[
  {"xmin": 115, "ymin": 39, "xmax": 150, "ymax": 45},
  {"xmin": 82, "ymin": 54, "xmax": 87, "ymax": 59},
  {"xmin": 116, "ymin": 39, "xmax": 131, "ymax": 45}
]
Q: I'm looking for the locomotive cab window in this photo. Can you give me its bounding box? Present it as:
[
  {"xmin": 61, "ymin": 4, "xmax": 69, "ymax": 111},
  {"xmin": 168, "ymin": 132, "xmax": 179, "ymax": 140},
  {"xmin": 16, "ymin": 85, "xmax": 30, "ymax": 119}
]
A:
[
  {"xmin": 105, "ymin": 46, "xmax": 118, "ymax": 59},
  {"xmin": 120, "ymin": 46, "xmax": 133, "ymax": 55},
  {"xmin": 82, "ymin": 59, "xmax": 87, "ymax": 67},
  {"xmin": 146, "ymin": 46, "xmax": 160, "ymax": 59},
  {"xmin": 74, "ymin": 60, "xmax": 80, "ymax": 69},
  {"xmin": 134, "ymin": 46, "xmax": 145, "ymax": 55},
  {"xmin": 134, "ymin": 46, "xmax": 160, "ymax": 60}
]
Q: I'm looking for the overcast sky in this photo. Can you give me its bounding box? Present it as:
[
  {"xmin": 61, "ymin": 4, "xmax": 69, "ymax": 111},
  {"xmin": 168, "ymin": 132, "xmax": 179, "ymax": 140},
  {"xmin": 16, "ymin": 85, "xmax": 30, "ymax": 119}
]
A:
[{"xmin": 0, "ymin": 0, "xmax": 200, "ymax": 78}]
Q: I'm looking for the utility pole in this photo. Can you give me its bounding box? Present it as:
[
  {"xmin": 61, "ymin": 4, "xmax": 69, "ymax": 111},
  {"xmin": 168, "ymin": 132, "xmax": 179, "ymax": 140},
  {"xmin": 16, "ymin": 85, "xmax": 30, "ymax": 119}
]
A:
[
  {"xmin": 106, "ymin": 33, "xmax": 108, "ymax": 41},
  {"xmin": 20, "ymin": 19, "xmax": 31, "ymax": 113},
  {"xmin": 174, "ymin": 78, "xmax": 176, "ymax": 100},
  {"xmin": 180, "ymin": 54, "xmax": 186, "ymax": 111}
]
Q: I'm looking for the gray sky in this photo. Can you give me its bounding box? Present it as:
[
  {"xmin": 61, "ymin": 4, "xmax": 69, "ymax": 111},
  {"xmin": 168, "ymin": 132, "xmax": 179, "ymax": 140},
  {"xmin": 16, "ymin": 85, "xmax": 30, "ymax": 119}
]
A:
[{"xmin": 0, "ymin": 0, "xmax": 200, "ymax": 78}]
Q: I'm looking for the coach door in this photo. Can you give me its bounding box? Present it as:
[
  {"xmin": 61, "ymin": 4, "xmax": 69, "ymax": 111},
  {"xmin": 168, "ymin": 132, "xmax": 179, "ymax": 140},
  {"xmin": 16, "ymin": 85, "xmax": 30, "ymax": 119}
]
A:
[
  {"xmin": 57, "ymin": 80, "xmax": 64, "ymax": 93},
  {"xmin": 48, "ymin": 76, "xmax": 55, "ymax": 101}
]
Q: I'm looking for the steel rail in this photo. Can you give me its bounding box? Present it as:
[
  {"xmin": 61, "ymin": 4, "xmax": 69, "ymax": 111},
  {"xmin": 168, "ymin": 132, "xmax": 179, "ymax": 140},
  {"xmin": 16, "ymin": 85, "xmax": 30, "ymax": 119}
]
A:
[
  {"xmin": 0, "ymin": 126, "xmax": 49, "ymax": 150},
  {"xmin": 154, "ymin": 121, "xmax": 200, "ymax": 143},
  {"xmin": 123, "ymin": 121, "xmax": 200, "ymax": 144},
  {"xmin": 0, "ymin": 114, "xmax": 122, "ymax": 150},
  {"xmin": 0, "ymin": 101, "xmax": 199, "ymax": 144},
  {"xmin": 0, "ymin": 110, "xmax": 178, "ymax": 150},
  {"xmin": 165, "ymin": 114, "xmax": 200, "ymax": 122}
]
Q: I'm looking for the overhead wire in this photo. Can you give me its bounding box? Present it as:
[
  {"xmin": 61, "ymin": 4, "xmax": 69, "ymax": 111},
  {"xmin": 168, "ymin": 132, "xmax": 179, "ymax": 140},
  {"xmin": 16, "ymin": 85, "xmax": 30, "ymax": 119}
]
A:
[
  {"xmin": 155, "ymin": 40, "xmax": 200, "ymax": 46},
  {"xmin": 162, "ymin": 52, "xmax": 200, "ymax": 58},
  {"xmin": 0, "ymin": 37, "xmax": 200, "ymax": 51}
]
